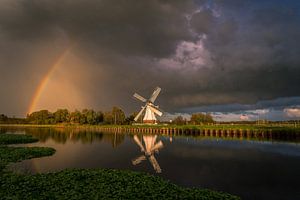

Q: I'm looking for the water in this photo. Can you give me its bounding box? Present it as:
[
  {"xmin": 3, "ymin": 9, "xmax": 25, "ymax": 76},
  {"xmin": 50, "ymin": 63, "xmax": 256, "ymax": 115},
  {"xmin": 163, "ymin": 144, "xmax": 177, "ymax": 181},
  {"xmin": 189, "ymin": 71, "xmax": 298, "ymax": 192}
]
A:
[{"xmin": 3, "ymin": 127, "xmax": 300, "ymax": 200}]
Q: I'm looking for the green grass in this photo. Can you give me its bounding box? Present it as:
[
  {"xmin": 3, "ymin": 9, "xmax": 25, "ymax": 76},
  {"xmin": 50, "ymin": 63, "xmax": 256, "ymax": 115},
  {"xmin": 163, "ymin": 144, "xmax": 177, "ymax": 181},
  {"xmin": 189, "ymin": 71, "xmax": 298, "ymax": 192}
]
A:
[
  {"xmin": 0, "ymin": 133, "xmax": 240, "ymax": 199},
  {"xmin": 1, "ymin": 123, "xmax": 300, "ymax": 132}
]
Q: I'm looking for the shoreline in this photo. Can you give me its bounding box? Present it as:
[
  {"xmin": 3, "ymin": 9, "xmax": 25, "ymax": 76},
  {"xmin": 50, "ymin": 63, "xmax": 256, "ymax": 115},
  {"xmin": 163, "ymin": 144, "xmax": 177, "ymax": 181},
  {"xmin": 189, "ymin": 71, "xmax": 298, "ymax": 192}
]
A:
[
  {"xmin": 1, "ymin": 124, "xmax": 299, "ymax": 142},
  {"xmin": 1, "ymin": 123, "xmax": 299, "ymax": 131}
]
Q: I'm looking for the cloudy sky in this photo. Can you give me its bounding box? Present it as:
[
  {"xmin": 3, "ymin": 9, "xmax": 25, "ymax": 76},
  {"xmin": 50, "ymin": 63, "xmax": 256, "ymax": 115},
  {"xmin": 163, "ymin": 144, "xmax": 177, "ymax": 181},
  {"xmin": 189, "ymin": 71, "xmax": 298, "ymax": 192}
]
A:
[{"xmin": 0, "ymin": 0, "xmax": 300, "ymax": 121}]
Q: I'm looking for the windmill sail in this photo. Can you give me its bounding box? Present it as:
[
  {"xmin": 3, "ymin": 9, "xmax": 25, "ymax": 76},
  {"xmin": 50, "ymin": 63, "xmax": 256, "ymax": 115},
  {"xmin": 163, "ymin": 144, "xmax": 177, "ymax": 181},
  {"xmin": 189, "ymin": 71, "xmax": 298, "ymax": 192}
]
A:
[
  {"xmin": 149, "ymin": 155, "xmax": 162, "ymax": 173},
  {"xmin": 133, "ymin": 135, "xmax": 145, "ymax": 152},
  {"xmin": 133, "ymin": 93, "xmax": 147, "ymax": 102},
  {"xmin": 149, "ymin": 87, "xmax": 161, "ymax": 103},
  {"xmin": 134, "ymin": 106, "xmax": 146, "ymax": 122},
  {"xmin": 150, "ymin": 141, "xmax": 163, "ymax": 152},
  {"xmin": 132, "ymin": 155, "xmax": 146, "ymax": 165},
  {"xmin": 148, "ymin": 105, "xmax": 163, "ymax": 116}
]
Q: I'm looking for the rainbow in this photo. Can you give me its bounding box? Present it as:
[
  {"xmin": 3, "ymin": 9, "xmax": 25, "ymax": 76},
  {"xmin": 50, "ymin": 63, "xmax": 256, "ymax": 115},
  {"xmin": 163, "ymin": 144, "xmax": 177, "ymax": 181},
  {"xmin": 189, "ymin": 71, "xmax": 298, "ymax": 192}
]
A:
[
  {"xmin": 26, "ymin": 47, "xmax": 76, "ymax": 173},
  {"xmin": 27, "ymin": 49, "xmax": 71, "ymax": 115}
]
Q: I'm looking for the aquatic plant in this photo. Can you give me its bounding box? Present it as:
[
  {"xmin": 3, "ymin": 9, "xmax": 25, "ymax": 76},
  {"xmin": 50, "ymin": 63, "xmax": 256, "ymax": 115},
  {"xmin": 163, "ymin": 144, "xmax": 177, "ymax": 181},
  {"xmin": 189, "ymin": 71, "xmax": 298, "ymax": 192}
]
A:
[
  {"xmin": 0, "ymin": 146, "xmax": 55, "ymax": 171},
  {"xmin": 0, "ymin": 169, "xmax": 240, "ymax": 200},
  {"xmin": 0, "ymin": 134, "xmax": 38, "ymax": 145}
]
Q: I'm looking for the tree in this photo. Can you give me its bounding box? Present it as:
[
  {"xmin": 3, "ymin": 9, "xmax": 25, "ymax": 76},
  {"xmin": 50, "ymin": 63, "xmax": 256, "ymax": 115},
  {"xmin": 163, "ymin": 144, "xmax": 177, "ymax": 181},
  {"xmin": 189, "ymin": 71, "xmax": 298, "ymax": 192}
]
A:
[
  {"xmin": 53, "ymin": 109, "xmax": 69, "ymax": 123},
  {"xmin": 26, "ymin": 110, "xmax": 54, "ymax": 124},
  {"xmin": 125, "ymin": 112, "xmax": 137, "ymax": 125},
  {"xmin": 190, "ymin": 113, "xmax": 214, "ymax": 125},
  {"xmin": 0, "ymin": 114, "xmax": 8, "ymax": 123},
  {"xmin": 80, "ymin": 109, "xmax": 88, "ymax": 124},
  {"xmin": 172, "ymin": 115, "xmax": 186, "ymax": 125},
  {"xmin": 103, "ymin": 111, "xmax": 113, "ymax": 124},
  {"xmin": 112, "ymin": 107, "xmax": 126, "ymax": 125},
  {"xmin": 69, "ymin": 110, "xmax": 82, "ymax": 124},
  {"xmin": 82, "ymin": 109, "xmax": 101, "ymax": 125},
  {"xmin": 104, "ymin": 107, "xmax": 126, "ymax": 125},
  {"xmin": 95, "ymin": 111, "xmax": 104, "ymax": 124}
]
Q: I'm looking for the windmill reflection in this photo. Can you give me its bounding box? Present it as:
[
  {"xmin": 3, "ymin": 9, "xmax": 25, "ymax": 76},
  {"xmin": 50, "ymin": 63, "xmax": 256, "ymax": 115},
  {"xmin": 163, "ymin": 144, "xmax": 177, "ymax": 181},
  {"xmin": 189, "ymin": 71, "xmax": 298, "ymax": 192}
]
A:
[{"xmin": 132, "ymin": 135, "xmax": 163, "ymax": 173}]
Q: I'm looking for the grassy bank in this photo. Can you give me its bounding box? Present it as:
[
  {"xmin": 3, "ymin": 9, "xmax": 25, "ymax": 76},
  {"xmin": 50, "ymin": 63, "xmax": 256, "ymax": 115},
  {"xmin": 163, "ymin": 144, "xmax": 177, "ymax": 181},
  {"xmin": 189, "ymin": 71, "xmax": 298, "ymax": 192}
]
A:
[
  {"xmin": 0, "ymin": 133, "xmax": 240, "ymax": 199},
  {"xmin": 1, "ymin": 123, "xmax": 300, "ymax": 131}
]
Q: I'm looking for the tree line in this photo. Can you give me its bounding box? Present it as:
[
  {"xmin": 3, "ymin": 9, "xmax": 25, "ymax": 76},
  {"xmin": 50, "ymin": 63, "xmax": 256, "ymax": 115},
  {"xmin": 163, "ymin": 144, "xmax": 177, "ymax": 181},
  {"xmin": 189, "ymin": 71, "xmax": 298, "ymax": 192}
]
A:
[
  {"xmin": 0, "ymin": 114, "xmax": 25, "ymax": 124},
  {"xmin": 171, "ymin": 113, "xmax": 214, "ymax": 125},
  {"xmin": 0, "ymin": 107, "xmax": 135, "ymax": 125},
  {"xmin": 26, "ymin": 107, "xmax": 135, "ymax": 125},
  {"xmin": 0, "ymin": 108, "xmax": 215, "ymax": 125}
]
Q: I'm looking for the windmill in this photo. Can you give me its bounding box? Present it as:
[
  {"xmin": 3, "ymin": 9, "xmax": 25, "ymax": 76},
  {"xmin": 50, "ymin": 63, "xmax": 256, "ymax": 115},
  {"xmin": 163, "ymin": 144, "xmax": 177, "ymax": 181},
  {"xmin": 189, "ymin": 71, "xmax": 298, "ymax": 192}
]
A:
[
  {"xmin": 133, "ymin": 87, "xmax": 163, "ymax": 124},
  {"xmin": 132, "ymin": 135, "xmax": 164, "ymax": 173}
]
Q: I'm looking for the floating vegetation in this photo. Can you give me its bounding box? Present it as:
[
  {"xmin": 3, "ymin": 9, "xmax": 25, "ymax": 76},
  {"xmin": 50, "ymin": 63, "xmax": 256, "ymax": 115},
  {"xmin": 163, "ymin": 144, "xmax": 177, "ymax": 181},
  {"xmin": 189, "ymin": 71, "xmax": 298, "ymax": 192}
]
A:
[
  {"xmin": 0, "ymin": 134, "xmax": 55, "ymax": 172},
  {"xmin": 0, "ymin": 134, "xmax": 38, "ymax": 145},
  {"xmin": 0, "ymin": 169, "xmax": 240, "ymax": 200},
  {"xmin": 0, "ymin": 146, "xmax": 55, "ymax": 172}
]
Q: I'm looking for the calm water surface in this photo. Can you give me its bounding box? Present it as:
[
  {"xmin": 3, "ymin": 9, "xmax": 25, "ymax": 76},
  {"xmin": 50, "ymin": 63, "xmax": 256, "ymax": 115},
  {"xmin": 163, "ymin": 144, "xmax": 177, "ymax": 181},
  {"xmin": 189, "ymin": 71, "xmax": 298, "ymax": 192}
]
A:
[{"xmin": 3, "ymin": 127, "xmax": 300, "ymax": 200}]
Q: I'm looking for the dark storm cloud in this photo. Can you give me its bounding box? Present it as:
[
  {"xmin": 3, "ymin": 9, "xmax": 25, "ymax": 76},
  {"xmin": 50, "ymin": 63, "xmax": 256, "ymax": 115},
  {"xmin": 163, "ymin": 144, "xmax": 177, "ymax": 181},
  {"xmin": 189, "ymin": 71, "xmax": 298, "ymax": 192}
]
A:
[
  {"xmin": 211, "ymin": 0, "xmax": 300, "ymax": 69},
  {"xmin": 0, "ymin": 0, "xmax": 196, "ymax": 57},
  {"xmin": 0, "ymin": 0, "xmax": 300, "ymax": 117},
  {"xmin": 0, "ymin": 0, "xmax": 198, "ymax": 115},
  {"xmin": 165, "ymin": 0, "xmax": 300, "ymax": 111},
  {"xmin": 190, "ymin": 9, "xmax": 215, "ymax": 34},
  {"xmin": 182, "ymin": 96, "xmax": 300, "ymax": 113}
]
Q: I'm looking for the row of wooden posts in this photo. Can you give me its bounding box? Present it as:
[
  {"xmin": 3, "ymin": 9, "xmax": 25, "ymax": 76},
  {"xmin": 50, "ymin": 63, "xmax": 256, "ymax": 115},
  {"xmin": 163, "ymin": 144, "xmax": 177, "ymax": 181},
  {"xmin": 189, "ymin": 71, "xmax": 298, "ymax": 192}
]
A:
[{"xmin": 75, "ymin": 126, "xmax": 299, "ymax": 140}]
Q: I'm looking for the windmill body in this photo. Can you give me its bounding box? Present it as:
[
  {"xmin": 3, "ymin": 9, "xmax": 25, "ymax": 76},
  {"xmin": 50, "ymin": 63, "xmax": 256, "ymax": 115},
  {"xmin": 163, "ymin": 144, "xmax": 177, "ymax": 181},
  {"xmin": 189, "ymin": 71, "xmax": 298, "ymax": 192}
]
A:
[
  {"xmin": 143, "ymin": 104, "xmax": 157, "ymax": 124},
  {"xmin": 133, "ymin": 87, "xmax": 163, "ymax": 124}
]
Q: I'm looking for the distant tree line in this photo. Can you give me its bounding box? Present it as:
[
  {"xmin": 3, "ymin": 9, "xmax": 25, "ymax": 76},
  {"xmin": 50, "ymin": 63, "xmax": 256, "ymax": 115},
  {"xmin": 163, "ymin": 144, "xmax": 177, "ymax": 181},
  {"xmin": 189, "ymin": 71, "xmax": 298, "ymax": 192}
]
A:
[
  {"xmin": 1, "ymin": 110, "xmax": 216, "ymax": 125},
  {"xmin": 0, "ymin": 110, "xmax": 216, "ymax": 125},
  {"xmin": 171, "ymin": 113, "xmax": 215, "ymax": 125},
  {"xmin": 1, "ymin": 110, "xmax": 300, "ymax": 125},
  {"xmin": 0, "ymin": 107, "xmax": 136, "ymax": 125},
  {"xmin": 0, "ymin": 114, "xmax": 26, "ymax": 124}
]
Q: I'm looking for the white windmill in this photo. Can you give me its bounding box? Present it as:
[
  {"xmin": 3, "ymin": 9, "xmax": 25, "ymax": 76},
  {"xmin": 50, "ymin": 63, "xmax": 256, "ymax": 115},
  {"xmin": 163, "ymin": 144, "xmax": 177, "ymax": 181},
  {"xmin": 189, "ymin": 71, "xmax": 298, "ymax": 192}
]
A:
[
  {"xmin": 133, "ymin": 87, "xmax": 163, "ymax": 124},
  {"xmin": 132, "ymin": 135, "xmax": 164, "ymax": 173}
]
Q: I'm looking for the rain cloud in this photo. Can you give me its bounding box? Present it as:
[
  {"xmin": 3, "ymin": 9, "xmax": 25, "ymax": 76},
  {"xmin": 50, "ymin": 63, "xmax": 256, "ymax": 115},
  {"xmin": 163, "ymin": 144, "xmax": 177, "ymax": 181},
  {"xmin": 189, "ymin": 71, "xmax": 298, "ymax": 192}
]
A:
[{"xmin": 0, "ymin": 0, "xmax": 300, "ymax": 118}]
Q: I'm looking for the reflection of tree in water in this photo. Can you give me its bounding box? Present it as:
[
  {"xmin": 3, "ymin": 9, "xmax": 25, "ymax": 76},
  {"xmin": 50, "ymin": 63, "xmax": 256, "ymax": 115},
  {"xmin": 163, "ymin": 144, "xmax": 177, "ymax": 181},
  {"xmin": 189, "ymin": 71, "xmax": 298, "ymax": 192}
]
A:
[
  {"xmin": 0, "ymin": 127, "xmax": 9, "ymax": 134},
  {"xmin": 25, "ymin": 128, "xmax": 69, "ymax": 144},
  {"xmin": 101, "ymin": 133, "xmax": 125, "ymax": 148},
  {"xmin": 0, "ymin": 127, "xmax": 26, "ymax": 134},
  {"xmin": 24, "ymin": 128, "xmax": 125, "ymax": 147},
  {"xmin": 132, "ymin": 135, "xmax": 164, "ymax": 173},
  {"xmin": 2, "ymin": 126, "xmax": 300, "ymax": 144}
]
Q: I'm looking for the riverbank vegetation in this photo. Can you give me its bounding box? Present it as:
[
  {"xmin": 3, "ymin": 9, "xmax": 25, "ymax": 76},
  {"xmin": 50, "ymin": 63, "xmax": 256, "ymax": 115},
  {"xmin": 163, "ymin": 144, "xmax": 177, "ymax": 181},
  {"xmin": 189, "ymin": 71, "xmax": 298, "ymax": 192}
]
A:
[
  {"xmin": 0, "ymin": 134, "xmax": 240, "ymax": 199},
  {"xmin": 1, "ymin": 123, "xmax": 299, "ymax": 132},
  {"xmin": 1, "ymin": 107, "xmax": 214, "ymax": 125},
  {"xmin": 2, "ymin": 107, "xmax": 299, "ymax": 127},
  {"xmin": 1, "ymin": 107, "xmax": 130, "ymax": 125}
]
